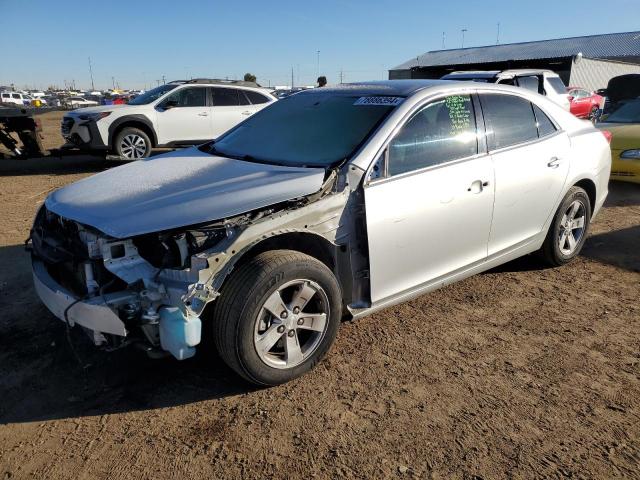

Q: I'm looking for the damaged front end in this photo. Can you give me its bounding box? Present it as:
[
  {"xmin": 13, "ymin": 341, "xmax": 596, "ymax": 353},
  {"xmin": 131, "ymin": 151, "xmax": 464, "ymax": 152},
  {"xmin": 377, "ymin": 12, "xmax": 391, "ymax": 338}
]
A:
[
  {"xmin": 28, "ymin": 206, "xmax": 227, "ymax": 360},
  {"xmin": 29, "ymin": 165, "xmax": 360, "ymax": 361}
]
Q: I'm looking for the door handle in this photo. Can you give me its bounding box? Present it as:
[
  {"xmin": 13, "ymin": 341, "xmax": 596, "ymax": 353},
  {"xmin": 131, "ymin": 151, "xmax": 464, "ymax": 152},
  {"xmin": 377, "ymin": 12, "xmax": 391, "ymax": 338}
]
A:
[
  {"xmin": 467, "ymin": 180, "xmax": 489, "ymax": 194},
  {"xmin": 241, "ymin": 111, "xmax": 253, "ymax": 116},
  {"xmin": 198, "ymin": 112, "xmax": 209, "ymax": 116},
  {"xmin": 548, "ymin": 157, "xmax": 561, "ymax": 168}
]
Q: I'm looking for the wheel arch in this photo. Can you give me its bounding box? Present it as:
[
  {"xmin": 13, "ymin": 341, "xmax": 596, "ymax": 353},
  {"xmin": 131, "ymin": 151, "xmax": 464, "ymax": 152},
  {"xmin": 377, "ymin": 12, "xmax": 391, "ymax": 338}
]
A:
[
  {"xmin": 231, "ymin": 231, "xmax": 338, "ymax": 278},
  {"xmin": 573, "ymin": 177, "xmax": 596, "ymax": 211},
  {"xmin": 204, "ymin": 231, "xmax": 352, "ymax": 318},
  {"xmin": 108, "ymin": 115, "xmax": 157, "ymax": 148}
]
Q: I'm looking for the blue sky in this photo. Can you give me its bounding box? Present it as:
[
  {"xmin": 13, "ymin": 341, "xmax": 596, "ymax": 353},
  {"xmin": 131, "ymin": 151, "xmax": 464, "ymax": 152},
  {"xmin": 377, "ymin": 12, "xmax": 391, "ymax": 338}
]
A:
[{"xmin": 1, "ymin": 0, "xmax": 638, "ymax": 90}]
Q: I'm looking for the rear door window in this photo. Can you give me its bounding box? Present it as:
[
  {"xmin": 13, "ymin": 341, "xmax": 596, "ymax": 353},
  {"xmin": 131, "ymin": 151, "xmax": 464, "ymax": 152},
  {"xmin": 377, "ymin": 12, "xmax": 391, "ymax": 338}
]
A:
[
  {"xmin": 480, "ymin": 94, "xmax": 538, "ymax": 150},
  {"xmin": 211, "ymin": 87, "xmax": 240, "ymax": 106}
]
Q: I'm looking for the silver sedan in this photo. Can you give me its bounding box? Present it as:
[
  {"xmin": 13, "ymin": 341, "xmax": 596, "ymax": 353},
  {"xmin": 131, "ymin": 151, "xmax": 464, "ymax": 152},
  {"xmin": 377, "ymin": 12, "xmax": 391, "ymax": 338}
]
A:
[{"xmin": 31, "ymin": 80, "xmax": 611, "ymax": 385}]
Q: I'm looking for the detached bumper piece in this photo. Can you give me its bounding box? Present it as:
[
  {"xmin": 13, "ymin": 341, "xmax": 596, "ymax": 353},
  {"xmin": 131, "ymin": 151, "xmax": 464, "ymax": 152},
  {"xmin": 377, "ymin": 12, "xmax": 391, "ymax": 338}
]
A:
[
  {"xmin": 32, "ymin": 259, "xmax": 127, "ymax": 342},
  {"xmin": 34, "ymin": 259, "xmax": 203, "ymax": 359}
]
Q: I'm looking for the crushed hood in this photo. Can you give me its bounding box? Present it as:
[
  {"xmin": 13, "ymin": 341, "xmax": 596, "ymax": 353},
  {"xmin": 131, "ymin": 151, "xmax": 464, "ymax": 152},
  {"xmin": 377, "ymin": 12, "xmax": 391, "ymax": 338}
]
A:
[{"xmin": 45, "ymin": 147, "xmax": 326, "ymax": 238}]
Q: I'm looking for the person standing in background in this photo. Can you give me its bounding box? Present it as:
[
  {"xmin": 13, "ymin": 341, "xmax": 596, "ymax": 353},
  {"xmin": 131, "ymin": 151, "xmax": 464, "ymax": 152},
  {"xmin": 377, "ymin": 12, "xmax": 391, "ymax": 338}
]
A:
[{"xmin": 317, "ymin": 76, "xmax": 327, "ymax": 87}]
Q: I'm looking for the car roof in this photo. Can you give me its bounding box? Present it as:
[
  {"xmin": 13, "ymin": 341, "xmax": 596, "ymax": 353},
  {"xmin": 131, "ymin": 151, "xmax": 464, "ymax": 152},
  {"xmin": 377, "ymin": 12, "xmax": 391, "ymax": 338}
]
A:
[
  {"xmin": 500, "ymin": 69, "xmax": 558, "ymax": 76},
  {"xmin": 295, "ymin": 80, "xmax": 454, "ymax": 97},
  {"xmin": 443, "ymin": 71, "xmax": 500, "ymax": 79}
]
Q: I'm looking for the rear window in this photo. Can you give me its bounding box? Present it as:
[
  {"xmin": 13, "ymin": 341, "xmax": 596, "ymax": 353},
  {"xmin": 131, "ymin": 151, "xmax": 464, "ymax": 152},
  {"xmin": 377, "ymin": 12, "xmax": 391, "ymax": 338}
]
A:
[
  {"xmin": 546, "ymin": 76, "xmax": 567, "ymax": 94},
  {"xmin": 212, "ymin": 87, "xmax": 242, "ymax": 106},
  {"xmin": 481, "ymin": 94, "xmax": 538, "ymax": 150}
]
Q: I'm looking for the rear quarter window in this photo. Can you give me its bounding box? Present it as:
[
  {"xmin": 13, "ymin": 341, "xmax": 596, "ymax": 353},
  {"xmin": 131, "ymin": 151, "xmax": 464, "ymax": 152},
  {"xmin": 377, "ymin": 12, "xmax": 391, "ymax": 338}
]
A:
[
  {"xmin": 532, "ymin": 104, "xmax": 557, "ymax": 138},
  {"xmin": 546, "ymin": 76, "xmax": 567, "ymax": 95},
  {"xmin": 245, "ymin": 90, "xmax": 271, "ymax": 105}
]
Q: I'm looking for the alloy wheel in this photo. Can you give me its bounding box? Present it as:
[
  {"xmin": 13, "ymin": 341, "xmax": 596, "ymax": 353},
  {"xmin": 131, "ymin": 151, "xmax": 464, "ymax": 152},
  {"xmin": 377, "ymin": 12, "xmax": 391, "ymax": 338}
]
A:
[
  {"xmin": 120, "ymin": 134, "xmax": 147, "ymax": 159},
  {"xmin": 253, "ymin": 279, "xmax": 330, "ymax": 369},
  {"xmin": 558, "ymin": 199, "xmax": 586, "ymax": 255}
]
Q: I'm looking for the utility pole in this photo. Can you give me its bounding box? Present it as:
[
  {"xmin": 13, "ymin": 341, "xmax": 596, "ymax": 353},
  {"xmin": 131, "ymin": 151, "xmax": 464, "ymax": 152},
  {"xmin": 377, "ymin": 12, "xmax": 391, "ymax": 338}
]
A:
[
  {"xmin": 88, "ymin": 57, "xmax": 95, "ymax": 91},
  {"xmin": 461, "ymin": 28, "xmax": 468, "ymax": 48},
  {"xmin": 339, "ymin": 69, "xmax": 344, "ymax": 84},
  {"xmin": 156, "ymin": 79, "xmax": 160, "ymax": 87},
  {"xmin": 162, "ymin": 75, "xmax": 166, "ymax": 85},
  {"xmin": 316, "ymin": 50, "xmax": 320, "ymax": 77},
  {"xmin": 291, "ymin": 66, "xmax": 294, "ymax": 89},
  {"xmin": 496, "ymin": 22, "xmax": 501, "ymax": 45},
  {"xmin": 442, "ymin": 31, "xmax": 446, "ymax": 49},
  {"xmin": 112, "ymin": 76, "xmax": 115, "ymax": 90}
]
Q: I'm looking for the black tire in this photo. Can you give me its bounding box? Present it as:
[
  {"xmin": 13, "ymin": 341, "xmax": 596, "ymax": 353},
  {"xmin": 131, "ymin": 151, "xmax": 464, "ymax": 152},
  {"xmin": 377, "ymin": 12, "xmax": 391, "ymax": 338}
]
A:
[
  {"xmin": 212, "ymin": 250, "xmax": 342, "ymax": 386},
  {"xmin": 113, "ymin": 127, "xmax": 151, "ymax": 160},
  {"xmin": 540, "ymin": 186, "xmax": 591, "ymax": 266}
]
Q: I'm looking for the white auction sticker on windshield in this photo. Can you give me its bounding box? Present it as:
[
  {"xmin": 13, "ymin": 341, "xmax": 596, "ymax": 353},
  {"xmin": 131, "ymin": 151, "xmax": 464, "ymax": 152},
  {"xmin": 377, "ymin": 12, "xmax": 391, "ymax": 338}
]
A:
[{"xmin": 354, "ymin": 96, "xmax": 404, "ymax": 106}]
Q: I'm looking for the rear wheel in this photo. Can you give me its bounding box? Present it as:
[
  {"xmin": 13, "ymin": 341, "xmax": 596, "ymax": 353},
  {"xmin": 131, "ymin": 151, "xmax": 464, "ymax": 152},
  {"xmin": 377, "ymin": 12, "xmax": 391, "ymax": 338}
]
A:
[
  {"xmin": 540, "ymin": 186, "xmax": 591, "ymax": 266},
  {"xmin": 114, "ymin": 127, "xmax": 151, "ymax": 160},
  {"xmin": 589, "ymin": 105, "xmax": 600, "ymax": 122},
  {"xmin": 212, "ymin": 250, "xmax": 342, "ymax": 386}
]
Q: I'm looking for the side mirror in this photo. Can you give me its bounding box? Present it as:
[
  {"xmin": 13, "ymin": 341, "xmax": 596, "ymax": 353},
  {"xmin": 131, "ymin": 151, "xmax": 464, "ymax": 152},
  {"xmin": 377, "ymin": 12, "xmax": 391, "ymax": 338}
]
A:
[{"xmin": 162, "ymin": 100, "xmax": 178, "ymax": 110}]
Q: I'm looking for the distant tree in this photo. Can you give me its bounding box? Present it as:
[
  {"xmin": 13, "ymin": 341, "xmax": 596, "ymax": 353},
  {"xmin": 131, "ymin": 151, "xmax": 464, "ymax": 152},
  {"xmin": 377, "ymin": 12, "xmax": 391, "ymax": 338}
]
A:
[{"xmin": 244, "ymin": 73, "xmax": 257, "ymax": 83}]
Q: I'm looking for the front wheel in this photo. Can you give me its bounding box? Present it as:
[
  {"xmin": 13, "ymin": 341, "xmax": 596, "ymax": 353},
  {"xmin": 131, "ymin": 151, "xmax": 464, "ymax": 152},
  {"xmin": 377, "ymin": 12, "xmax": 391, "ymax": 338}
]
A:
[
  {"xmin": 114, "ymin": 127, "xmax": 151, "ymax": 160},
  {"xmin": 212, "ymin": 250, "xmax": 342, "ymax": 386},
  {"xmin": 540, "ymin": 186, "xmax": 591, "ymax": 266}
]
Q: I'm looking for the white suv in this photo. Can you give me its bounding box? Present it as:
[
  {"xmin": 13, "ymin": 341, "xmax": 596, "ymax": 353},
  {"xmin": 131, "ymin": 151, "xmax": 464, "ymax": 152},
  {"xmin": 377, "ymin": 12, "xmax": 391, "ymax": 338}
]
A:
[
  {"xmin": 441, "ymin": 69, "xmax": 570, "ymax": 110},
  {"xmin": 61, "ymin": 79, "xmax": 277, "ymax": 159},
  {"xmin": 1, "ymin": 91, "xmax": 30, "ymax": 105}
]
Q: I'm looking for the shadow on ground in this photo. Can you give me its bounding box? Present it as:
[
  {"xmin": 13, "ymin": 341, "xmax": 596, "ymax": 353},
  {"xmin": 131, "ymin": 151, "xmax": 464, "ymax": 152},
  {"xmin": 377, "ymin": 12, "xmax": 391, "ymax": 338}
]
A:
[
  {"xmin": 605, "ymin": 180, "xmax": 640, "ymax": 207},
  {"xmin": 582, "ymin": 224, "xmax": 640, "ymax": 273}
]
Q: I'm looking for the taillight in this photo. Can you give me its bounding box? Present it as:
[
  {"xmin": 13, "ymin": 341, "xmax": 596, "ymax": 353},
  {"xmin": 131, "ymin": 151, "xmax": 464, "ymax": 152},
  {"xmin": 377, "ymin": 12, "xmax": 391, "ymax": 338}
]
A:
[{"xmin": 600, "ymin": 130, "xmax": 612, "ymax": 144}]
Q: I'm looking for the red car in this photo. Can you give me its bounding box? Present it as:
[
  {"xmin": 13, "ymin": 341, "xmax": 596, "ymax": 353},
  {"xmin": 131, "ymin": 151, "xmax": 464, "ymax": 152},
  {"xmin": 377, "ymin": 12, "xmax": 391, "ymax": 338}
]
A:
[{"xmin": 567, "ymin": 87, "xmax": 604, "ymax": 120}]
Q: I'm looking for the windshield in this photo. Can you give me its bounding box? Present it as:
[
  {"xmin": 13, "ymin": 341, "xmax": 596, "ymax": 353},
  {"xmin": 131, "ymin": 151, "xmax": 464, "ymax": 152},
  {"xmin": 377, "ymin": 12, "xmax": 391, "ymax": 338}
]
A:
[
  {"xmin": 128, "ymin": 84, "xmax": 178, "ymax": 105},
  {"xmin": 605, "ymin": 99, "xmax": 640, "ymax": 123},
  {"xmin": 210, "ymin": 93, "xmax": 400, "ymax": 167}
]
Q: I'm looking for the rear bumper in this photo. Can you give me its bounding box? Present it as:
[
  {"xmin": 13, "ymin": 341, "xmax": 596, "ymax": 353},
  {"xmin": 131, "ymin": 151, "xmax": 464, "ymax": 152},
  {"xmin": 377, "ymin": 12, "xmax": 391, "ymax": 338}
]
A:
[{"xmin": 32, "ymin": 258, "xmax": 127, "ymax": 338}]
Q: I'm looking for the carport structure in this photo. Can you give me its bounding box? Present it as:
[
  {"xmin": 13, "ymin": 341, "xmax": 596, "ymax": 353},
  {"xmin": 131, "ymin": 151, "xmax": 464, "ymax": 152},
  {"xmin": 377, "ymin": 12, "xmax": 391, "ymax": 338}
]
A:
[{"xmin": 390, "ymin": 31, "xmax": 640, "ymax": 91}]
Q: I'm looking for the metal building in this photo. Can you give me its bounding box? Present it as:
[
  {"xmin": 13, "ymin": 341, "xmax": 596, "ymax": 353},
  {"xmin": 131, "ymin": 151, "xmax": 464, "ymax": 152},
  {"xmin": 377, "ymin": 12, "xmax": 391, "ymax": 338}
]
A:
[{"xmin": 390, "ymin": 31, "xmax": 640, "ymax": 91}]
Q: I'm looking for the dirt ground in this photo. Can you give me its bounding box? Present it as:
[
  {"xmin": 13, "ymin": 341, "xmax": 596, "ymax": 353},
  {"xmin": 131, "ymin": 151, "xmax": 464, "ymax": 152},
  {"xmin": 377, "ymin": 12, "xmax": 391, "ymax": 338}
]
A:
[{"xmin": 0, "ymin": 111, "xmax": 639, "ymax": 479}]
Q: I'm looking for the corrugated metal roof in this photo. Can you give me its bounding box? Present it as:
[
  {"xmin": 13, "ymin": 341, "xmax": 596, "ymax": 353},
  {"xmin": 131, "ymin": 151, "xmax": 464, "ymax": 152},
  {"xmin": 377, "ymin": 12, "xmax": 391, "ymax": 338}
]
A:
[{"xmin": 393, "ymin": 31, "xmax": 640, "ymax": 70}]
